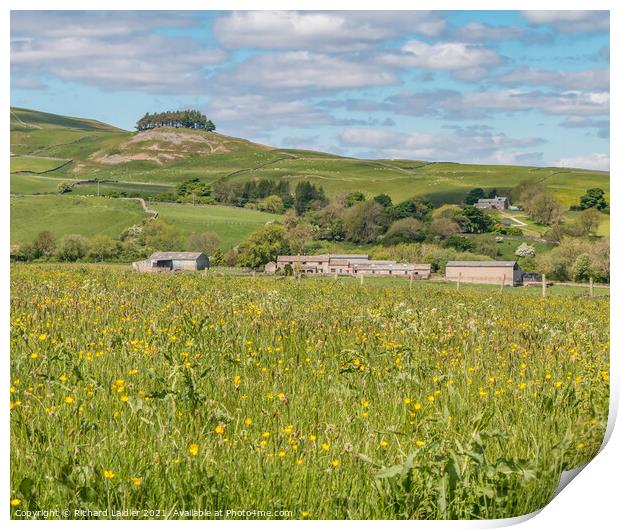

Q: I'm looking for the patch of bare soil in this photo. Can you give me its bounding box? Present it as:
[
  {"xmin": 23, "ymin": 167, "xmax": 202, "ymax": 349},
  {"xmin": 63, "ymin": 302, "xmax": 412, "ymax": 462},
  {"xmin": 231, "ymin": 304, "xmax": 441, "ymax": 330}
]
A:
[{"xmin": 89, "ymin": 129, "xmax": 232, "ymax": 165}]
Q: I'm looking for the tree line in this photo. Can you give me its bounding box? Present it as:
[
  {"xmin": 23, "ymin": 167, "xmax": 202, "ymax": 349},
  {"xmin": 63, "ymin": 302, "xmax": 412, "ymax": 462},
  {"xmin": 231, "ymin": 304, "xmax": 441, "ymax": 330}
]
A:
[
  {"xmin": 10, "ymin": 222, "xmax": 226, "ymax": 266},
  {"xmin": 136, "ymin": 110, "xmax": 215, "ymax": 131}
]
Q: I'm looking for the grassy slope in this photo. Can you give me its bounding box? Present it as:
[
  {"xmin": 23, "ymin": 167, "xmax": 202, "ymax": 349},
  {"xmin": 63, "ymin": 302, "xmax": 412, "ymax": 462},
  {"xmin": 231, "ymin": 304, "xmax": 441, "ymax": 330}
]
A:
[
  {"xmin": 154, "ymin": 203, "xmax": 283, "ymax": 249},
  {"xmin": 10, "ymin": 155, "xmax": 71, "ymax": 173},
  {"xmin": 10, "ymin": 195, "xmax": 146, "ymax": 242},
  {"xmin": 10, "ymin": 107, "xmax": 610, "ymax": 248},
  {"xmin": 10, "ymin": 174, "xmax": 64, "ymax": 194},
  {"xmin": 11, "ymin": 107, "xmax": 609, "ymax": 207}
]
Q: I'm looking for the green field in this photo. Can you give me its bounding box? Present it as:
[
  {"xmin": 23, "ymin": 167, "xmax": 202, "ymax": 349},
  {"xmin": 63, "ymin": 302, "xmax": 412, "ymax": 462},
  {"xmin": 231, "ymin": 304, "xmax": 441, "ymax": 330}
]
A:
[
  {"xmin": 466, "ymin": 234, "xmax": 554, "ymax": 260},
  {"xmin": 72, "ymin": 181, "xmax": 174, "ymax": 197},
  {"xmin": 10, "ymin": 195, "xmax": 146, "ymax": 242},
  {"xmin": 10, "ymin": 265, "xmax": 609, "ymax": 519},
  {"xmin": 155, "ymin": 202, "xmax": 283, "ymax": 249},
  {"xmin": 563, "ymin": 210, "xmax": 610, "ymax": 237},
  {"xmin": 10, "ymin": 174, "xmax": 69, "ymax": 195},
  {"xmin": 11, "ymin": 107, "xmax": 123, "ymax": 132},
  {"xmin": 10, "ymin": 107, "xmax": 609, "ymax": 208},
  {"xmin": 9, "ymin": 193, "xmax": 282, "ymax": 250},
  {"xmin": 10, "ymin": 155, "xmax": 72, "ymax": 174}
]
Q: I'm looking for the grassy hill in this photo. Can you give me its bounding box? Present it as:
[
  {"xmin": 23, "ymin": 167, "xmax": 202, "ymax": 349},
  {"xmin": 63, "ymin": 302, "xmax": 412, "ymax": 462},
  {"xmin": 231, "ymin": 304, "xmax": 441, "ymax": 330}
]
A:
[
  {"xmin": 155, "ymin": 203, "xmax": 283, "ymax": 249},
  {"xmin": 10, "ymin": 107, "xmax": 610, "ymax": 248},
  {"xmin": 10, "ymin": 195, "xmax": 147, "ymax": 242},
  {"xmin": 11, "ymin": 107, "xmax": 609, "ymax": 206},
  {"xmin": 10, "ymin": 194, "xmax": 282, "ymax": 249}
]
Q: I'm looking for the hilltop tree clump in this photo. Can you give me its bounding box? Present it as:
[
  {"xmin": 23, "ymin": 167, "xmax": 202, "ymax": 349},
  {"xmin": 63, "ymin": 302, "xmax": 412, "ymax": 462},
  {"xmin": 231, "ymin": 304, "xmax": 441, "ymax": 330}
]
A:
[{"xmin": 136, "ymin": 110, "xmax": 215, "ymax": 131}]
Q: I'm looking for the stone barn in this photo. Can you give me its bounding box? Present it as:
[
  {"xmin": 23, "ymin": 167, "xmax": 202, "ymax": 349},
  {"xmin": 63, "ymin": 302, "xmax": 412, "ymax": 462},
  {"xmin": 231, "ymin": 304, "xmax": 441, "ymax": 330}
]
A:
[
  {"xmin": 140, "ymin": 251, "xmax": 209, "ymax": 271},
  {"xmin": 445, "ymin": 261, "xmax": 522, "ymax": 286}
]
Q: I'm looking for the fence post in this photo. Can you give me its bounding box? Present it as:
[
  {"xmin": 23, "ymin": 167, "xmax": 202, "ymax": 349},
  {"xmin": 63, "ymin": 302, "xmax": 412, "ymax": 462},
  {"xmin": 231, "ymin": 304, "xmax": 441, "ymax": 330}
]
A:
[
  {"xmin": 359, "ymin": 274, "xmax": 364, "ymax": 286},
  {"xmin": 457, "ymin": 272, "xmax": 461, "ymax": 290},
  {"xmin": 409, "ymin": 273, "xmax": 413, "ymax": 290},
  {"xmin": 542, "ymin": 274, "xmax": 547, "ymax": 298},
  {"xmin": 501, "ymin": 274, "xmax": 505, "ymax": 293},
  {"xmin": 252, "ymin": 270, "xmax": 256, "ymax": 279},
  {"xmin": 589, "ymin": 276, "xmax": 594, "ymax": 297}
]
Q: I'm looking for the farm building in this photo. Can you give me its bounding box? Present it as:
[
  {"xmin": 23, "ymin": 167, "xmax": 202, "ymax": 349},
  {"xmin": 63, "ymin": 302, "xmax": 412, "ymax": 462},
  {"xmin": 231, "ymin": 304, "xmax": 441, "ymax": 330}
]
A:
[
  {"xmin": 273, "ymin": 254, "xmax": 430, "ymax": 278},
  {"xmin": 276, "ymin": 255, "xmax": 331, "ymax": 274},
  {"xmin": 264, "ymin": 261, "xmax": 277, "ymax": 274},
  {"xmin": 445, "ymin": 261, "xmax": 523, "ymax": 286},
  {"xmin": 474, "ymin": 197, "xmax": 509, "ymax": 210},
  {"xmin": 352, "ymin": 261, "xmax": 430, "ymax": 278},
  {"xmin": 132, "ymin": 251, "xmax": 209, "ymax": 272}
]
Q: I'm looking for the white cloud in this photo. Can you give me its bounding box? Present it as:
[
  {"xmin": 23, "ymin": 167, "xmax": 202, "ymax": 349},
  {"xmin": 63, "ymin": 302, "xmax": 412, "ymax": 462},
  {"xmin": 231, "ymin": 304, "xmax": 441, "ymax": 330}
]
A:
[
  {"xmin": 448, "ymin": 22, "xmax": 525, "ymax": 42},
  {"xmin": 11, "ymin": 12, "xmax": 226, "ymax": 94},
  {"xmin": 380, "ymin": 40, "xmax": 502, "ymax": 80},
  {"xmin": 206, "ymin": 95, "xmax": 334, "ymax": 132},
  {"xmin": 460, "ymin": 89, "xmax": 609, "ymax": 116},
  {"xmin": 213, "ymin": 11, "xmax": 445, "ymax": 51},
  {"xmin": 390, "ymin": 89, "xmax": 609, "ymax": 118},
  {"xmin": 553, "ymin": 153, "xmax": 609, "ymax": 171},
  {"xmin": 521, "ymin": 11, "xmax": 609, "ymax": 32},
  {"xmin": 10, "ymin": 11, "xmax": 198, "ymax": 38},
  {"xmin": 390, "ymin": 40, "xmax": 502, "ymax": 70},
  {"xmin": 339, "ymin": 127, "xmax": 545, "ymax": 163},
  {"xmin": 560, "ymin": 117, "xmax": 609, "ymax": 138},
  {"xmin": 216, "ymin": 51, "xmax": 397, "ymax": 90},
  {"xmin": 495, "ymin": 66, "xmax": 609, "ymax": 91}
]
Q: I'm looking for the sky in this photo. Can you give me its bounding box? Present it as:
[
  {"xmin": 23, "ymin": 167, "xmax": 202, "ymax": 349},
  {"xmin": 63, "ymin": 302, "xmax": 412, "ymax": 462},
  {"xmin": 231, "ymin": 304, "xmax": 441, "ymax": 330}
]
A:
[{"xmin": 10, "ymin": 10, "xmax": 610, "ymax": 170}]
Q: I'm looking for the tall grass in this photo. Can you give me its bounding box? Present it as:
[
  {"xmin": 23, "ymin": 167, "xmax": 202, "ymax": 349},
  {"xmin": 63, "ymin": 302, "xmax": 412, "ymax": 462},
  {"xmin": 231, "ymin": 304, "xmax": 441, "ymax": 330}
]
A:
[{"xmin": 10, "ymin": 265, "xmax": 609, "ymax": 519}]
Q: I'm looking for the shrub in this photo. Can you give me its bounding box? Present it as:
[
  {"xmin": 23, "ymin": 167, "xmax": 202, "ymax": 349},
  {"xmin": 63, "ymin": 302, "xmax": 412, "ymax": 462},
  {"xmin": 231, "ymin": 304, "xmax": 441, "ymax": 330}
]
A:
[
  {"xmin": 55, "ymin": 234, "xmax": 91, "ymax": 261},
  {"xmin": 515, "ymin": 243, "xmax": 536, "ymax": 258}
]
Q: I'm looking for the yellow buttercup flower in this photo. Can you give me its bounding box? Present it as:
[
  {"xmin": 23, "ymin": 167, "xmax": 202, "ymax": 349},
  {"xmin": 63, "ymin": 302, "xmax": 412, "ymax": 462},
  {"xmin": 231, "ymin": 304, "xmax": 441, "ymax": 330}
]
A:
[{"xmin": 189, "ymin": 443, "xmax": 199, "ymax": 456}]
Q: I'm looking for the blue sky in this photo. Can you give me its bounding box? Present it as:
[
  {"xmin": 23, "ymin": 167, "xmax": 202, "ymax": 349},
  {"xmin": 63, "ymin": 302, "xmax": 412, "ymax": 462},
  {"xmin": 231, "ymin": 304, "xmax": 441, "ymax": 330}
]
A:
[{"xmin": 10, "ymin": 10, "xmax": 609, "ymax": 169}]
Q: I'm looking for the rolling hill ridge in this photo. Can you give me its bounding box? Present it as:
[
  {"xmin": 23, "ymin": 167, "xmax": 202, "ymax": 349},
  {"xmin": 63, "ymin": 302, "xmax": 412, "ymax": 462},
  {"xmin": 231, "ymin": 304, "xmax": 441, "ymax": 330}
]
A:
[
  {"xmin": 11, "ymin": 107, "xmax": 609, "ymax": 206},
  {"xmin": 10, "ymin": 107, "xmax": 610, "ymax": 247}
]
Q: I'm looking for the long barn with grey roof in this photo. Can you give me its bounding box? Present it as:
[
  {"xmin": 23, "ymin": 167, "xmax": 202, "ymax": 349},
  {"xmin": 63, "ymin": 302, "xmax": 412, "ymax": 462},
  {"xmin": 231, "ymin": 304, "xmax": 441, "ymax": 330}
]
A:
[
  {"xmin": 132, "ymin": 251, "xmax": 209, "ymax": 272},
  {"xmin": 445, "ymin": 261, "xmax": 522, "ymax": 286}
]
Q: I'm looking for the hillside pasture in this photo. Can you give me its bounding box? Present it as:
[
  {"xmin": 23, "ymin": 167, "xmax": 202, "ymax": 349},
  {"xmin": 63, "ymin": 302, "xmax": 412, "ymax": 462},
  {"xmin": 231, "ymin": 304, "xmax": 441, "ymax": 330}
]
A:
[
  {"xmin": 10, "ymin": 155, "xmax": 71, "ymax": 174},
  {"xmin": 154, "ymin": 202, "xmax": 283, "ymax": 249},
  {"xmin": 11, "ymin": 109, "xmax": 609, "ymax": 210},
  {"xmin": 72, "ymin": 180, "xmax": 174, "ymax": 198},
  {"xmin": 10, "ymin": 174, "xmax": 69, "ymax": 195},
  {"xmin": 11, "ymin": 106, "xmax": 123, "ymax": 132},
  {"xmin": 10, "ymin": 195, "xmax": 147, "ymax": 243}
]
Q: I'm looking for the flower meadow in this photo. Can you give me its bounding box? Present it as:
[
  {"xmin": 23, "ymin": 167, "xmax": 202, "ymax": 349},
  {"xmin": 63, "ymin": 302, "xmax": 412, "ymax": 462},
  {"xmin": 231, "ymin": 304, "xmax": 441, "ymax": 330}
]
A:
[{"xmin": 10, "ymin": 265, "xmax": 609, "ymax": 519}]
